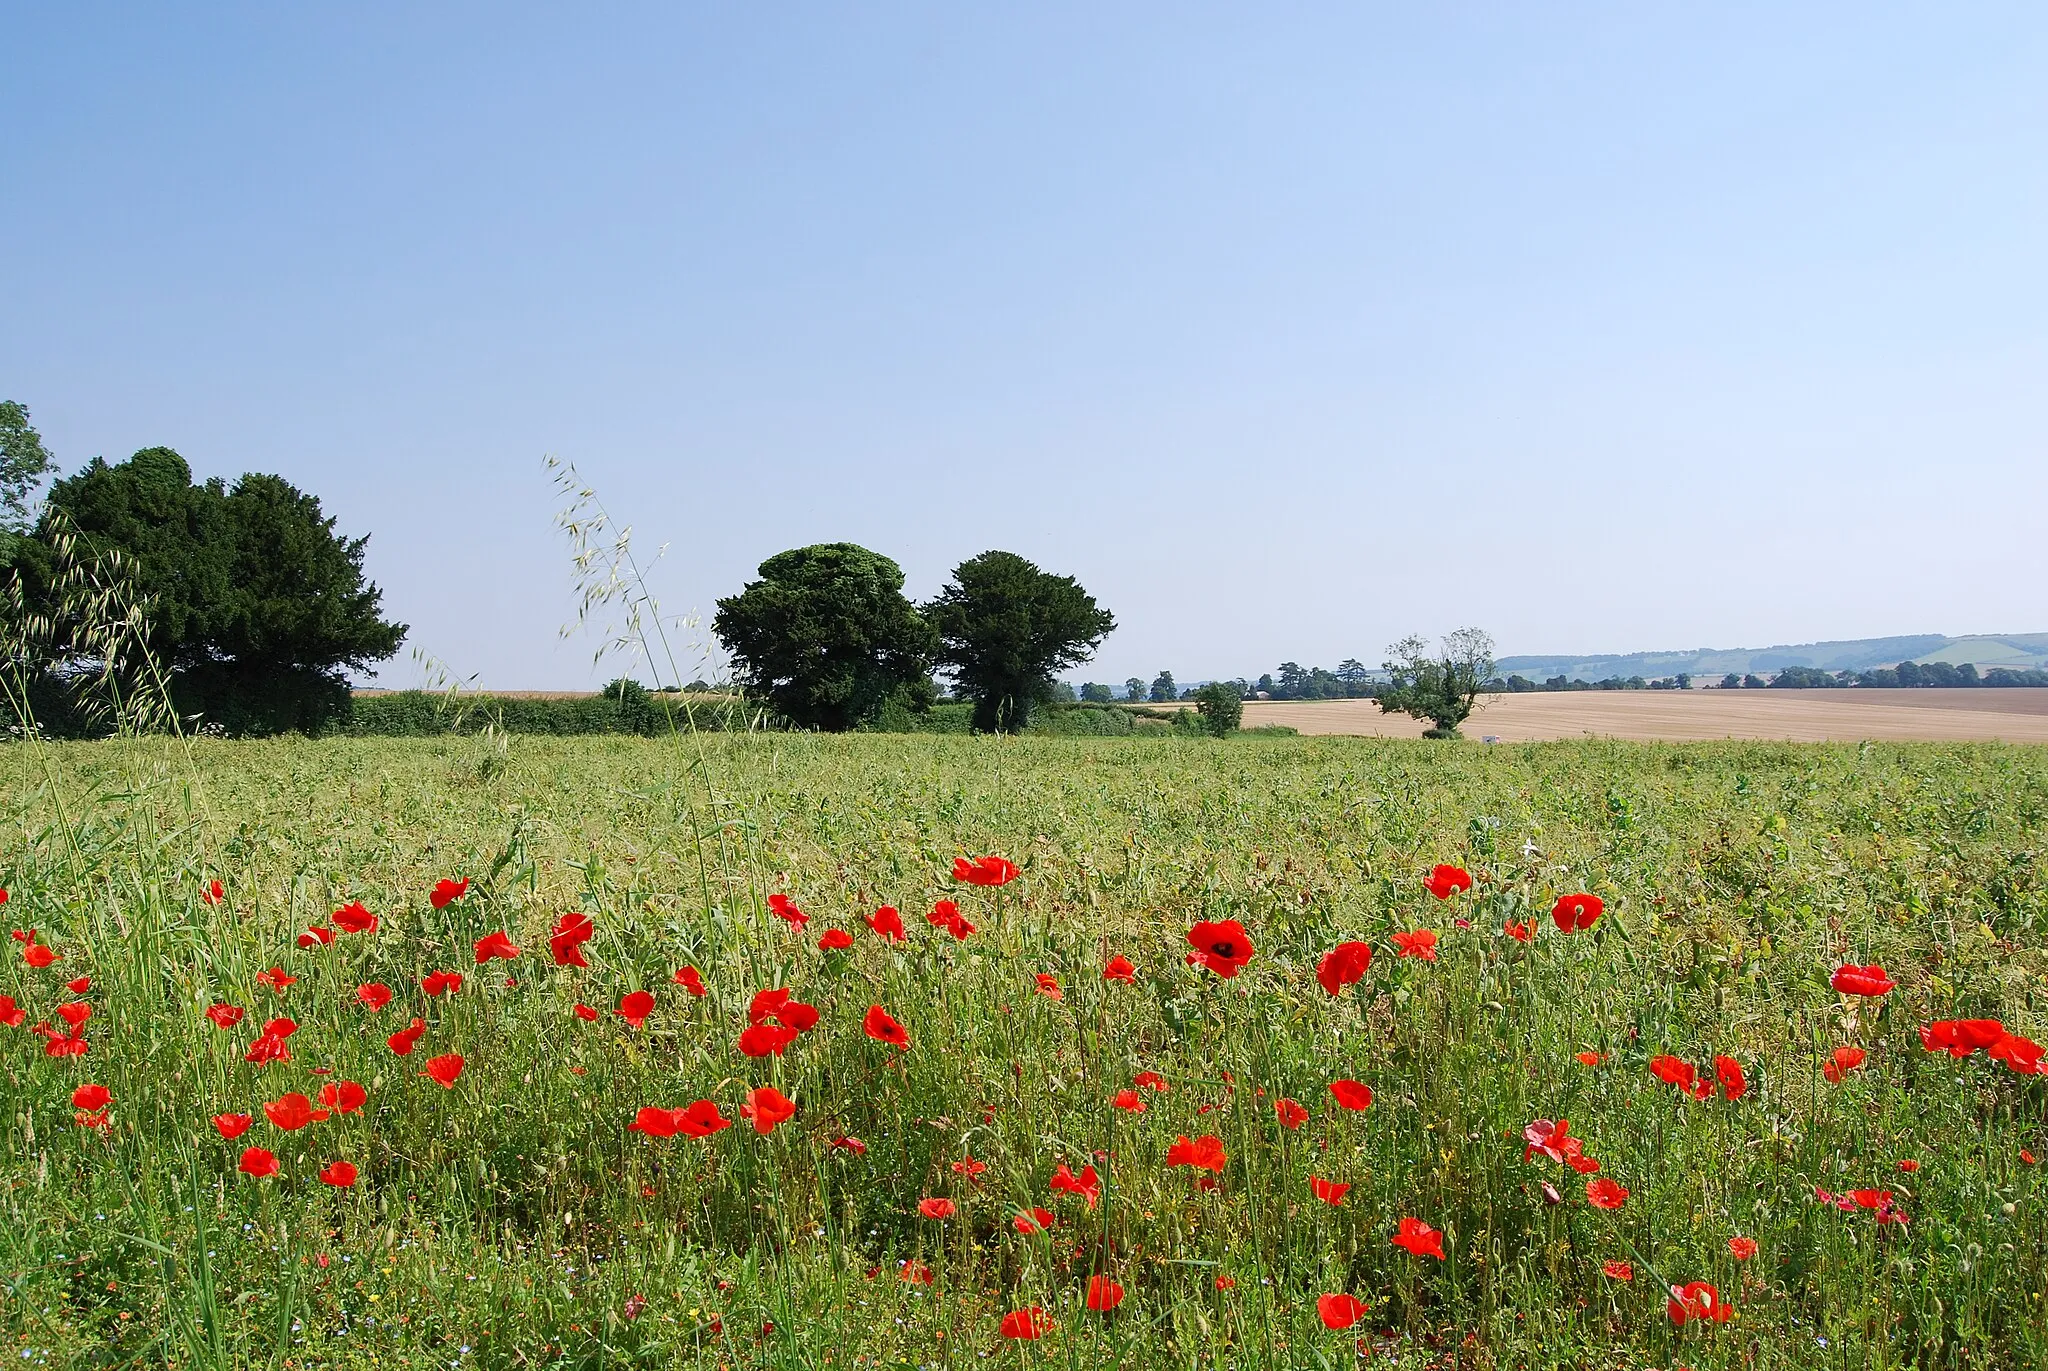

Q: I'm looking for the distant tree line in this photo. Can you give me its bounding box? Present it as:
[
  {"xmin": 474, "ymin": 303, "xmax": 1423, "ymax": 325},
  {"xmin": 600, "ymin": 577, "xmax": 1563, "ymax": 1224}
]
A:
[{"xmin": 1736, "ymin": 661, "xmax": 2048, "ymax": 689}]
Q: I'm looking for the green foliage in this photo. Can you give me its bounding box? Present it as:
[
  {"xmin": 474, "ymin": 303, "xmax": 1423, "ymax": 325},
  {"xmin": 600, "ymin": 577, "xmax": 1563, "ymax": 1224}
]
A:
[
  {"xmin": 342, "ymin": 686, "xmax": 740, "ymax": 737},
  {"xmin": 1192, "ymin": 679, "xmax": 1244, "ymax": 736},
  {"xmin": 926, "ymin": 550, "xmax": 1115, "ymax": 733},
  {"xmin": 711, "ymin": 543, "xmax": 937, "ymax": 732},
  {"xmin": 1079, "ymin": 681, "xmax": 1115, "ymax": 703},
  {"xmin": 1148, "ymin": 670, "xmax": 1175, "ymax": 702},
  {"xmin": 1376, "ymin": 628, "xmax": 1496, "ymax": 738},
  {"xmin": 0, "ymin": 400, "xmax": 57, "ymax": 546}
]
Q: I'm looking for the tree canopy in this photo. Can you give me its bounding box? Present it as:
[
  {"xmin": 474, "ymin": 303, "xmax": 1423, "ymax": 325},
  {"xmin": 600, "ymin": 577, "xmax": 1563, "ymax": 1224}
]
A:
[
  {"xmin": 1375, "ymin": 628, "xmax": 1496, "ymax": 738},
  {"xmin": 926, "ymin": 551, "xmax": 1114, "ymax": 733},
  {"xmin": 0, "ymin": 401, "xmax": 58, "ymax": 557},
  {"xmin": 711, "ymin": 543, "xmax": 936, "ymax": 731}
]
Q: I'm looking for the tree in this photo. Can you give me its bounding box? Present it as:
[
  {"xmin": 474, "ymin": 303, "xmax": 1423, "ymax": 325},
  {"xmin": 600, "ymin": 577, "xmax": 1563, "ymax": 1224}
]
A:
[
  {"xmin": 1124, "ymin": 677, "xmax": 1145, "ymax": 703},
  {"xmin": 1080, "ymin": 682, "xmax": 1114, "ymax": 703},
  {"xmin": 25, "ymin": 447, "xmax": 405, "ymax": 734},
  {"xmin": 1720, "ymin": 673, "xmax": 1741, "ymax": 689},
  {"xmin": 1335, "ymin": 658, "xmax": 1369, "ymax": 694},
  {"xmin": 925, "ymin": 551, "xmax": 1115, "ymax": 733},
  {"xmin": 1192, "ymin": 680, "xmax": 1243, "ymax": 737},
  {"xmin": 1149, "ymin": 671, "xmax": 1176, "ymax": 703},
  {"xmin": 1374, "ymin": 628, "xmax": 1495, "ymax": 739},
  {"xmin": 0, "ymin": 402, "xmax": 58, "ymax": 563},
  {"xmin": 712, "ymin": 543, "xmax": 937, "ymax": 731}
]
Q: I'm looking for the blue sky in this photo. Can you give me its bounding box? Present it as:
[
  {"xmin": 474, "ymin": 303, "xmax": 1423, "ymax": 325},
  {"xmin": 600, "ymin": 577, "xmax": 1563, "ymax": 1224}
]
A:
[{"xmin": 5, "ymin": 4, "xmax": 2045, "ymax": 689}]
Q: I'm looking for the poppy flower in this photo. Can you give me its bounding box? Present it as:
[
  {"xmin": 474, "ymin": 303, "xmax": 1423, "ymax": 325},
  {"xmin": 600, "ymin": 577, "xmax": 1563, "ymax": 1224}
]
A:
[
  {"xmin": 212, "ymin": 1112, "xmax": 253, "ymax": 1139},
  {"xmin": 1505, "ymin": 922, "xmax": 1533, "ymax": 942},
  {"xmin": 1328, "ymin": 1079, "xmax": 1374, "ymax": 1111},
  {"xmin": 1274, "ymin": 1097, "xmax": 1308, "ymax": 1130},
  {"xmin": 331, "ymin": 901, "xmax": 378, "ymax": 935},
  {"xmin": 1166, "ymin": 1134, "xmax": 1227, "ymax": 1173},
  {"xmin": 1103, "ymin": 954, "xmax": 1137, "ymax": 984},
  {"xmin": 629, "ymin": 1106, "xmax": 683, "ymax": 1138},
  {"xmin": 998, "ymin": 1308, "xmax": 1051, "ymax": 1340},
  {"xmin": 1727, "ymin": 1236, "xmax": 1758, "ymax": 1260},
  {"xmin": 1823, "ymin": 1046, "xmax": 1867, "ymax": 1083},
  {"xmin": 617, "ymin": 989, "xmax": 654, "ymax": 1028},
  {"xmin": 243, "ymin": 1021, "xmax": 295, "ymax": 1065},
  {"xmin": 925, "ymin": 899, "xmax": 975, "ymax": 939},
  {"xmin": 673, "ymin": 965, "xmax": 706, "ymax": 997},
  {"xmin": 319, "ymin": 1080, "xmax": 368, "ymax": 1113},
  {"xmin": 297, "ymin": 926, "xmax": 334, "ymax": 948},
  {"xmin": 767, "ymin": 893, "xmax": 809, "ymax": 928},
  {"xmin": 1391, "ymin": 930, "xmax": 1437, "ymax": 961},
  {"xmin": 1989, "ymin": 1033, "xmax": 2045, "ymax": 1076},
  {"xmin": 917, "ymin": 1197, "xmax": 956, "ymax": 1220},
  {"xmin": 202, "ymin": 880, "xmax": 226, "ymax": 906},
  {"xmin": 1135, "ymin": 1071, "xmax": 1168, "ymax": 1092},
  {"xmin": 1186, "ymin": 920, "xmax": 1255, "ymax": 979},
  {"xmin": 23, "ymin": 942, "xmax": 59, "ymax": 968},
  {"xmin": 775, "ymin": 1000, "xmax": 819, "ymax": 1031},
  {"xmin": 355, "ymin": 983, "xmax": 394, "ymax": 1011},
  {"xmin": 1522, "ymin": 1118, "xmax": 1576, "ymax": 1164},
  {"xmin": 1112, "ymin": 1089, "xmax": 1147, "ymax": 1112},
  {"xmin": 1085, "ymin": 1275, "xmax": 1124, "ymax": 1311},
  {"xmin": 1034, "ymin": 973, "xmax": 1063, "ymax": 1000},
  {"xmin": 1667, "ymin": 1281, "xmax": 1731, "ymax": 1326},
  {"xmin": 1920, "ymin": 1018, "xmax": 2006, "ymax": 1057},
  {"xmin": 429, "ymin": 878, "xmax": 468, "ymax": 909},
  {"xmin": 1013, "ymin": 1207, "xmax": 1054, "ymax": 1233},
  {"xmin": 421, "ymin": 971, "xmax": 463, "ymax": 997},
  {"xmin": 828, "ymin": 1135, "xmax": 867, "ymax": 1156},
  {"xmin": 1650, "ymin": 1055, "xmax": 1700, "ymax": 1093},
  {"xmin": 898, "ymin": 1260, "xmax": 934, "ymax": 1285},
  {"xmin": 1316, "ymin": 1293, "xmax": 1366, "ymax": 1330},
  {"xmin": 1214, "ymin": 1276, "xmax": 1236, "ymax": 1291},
  {"xmin": 1551, "ymin": 893, "xmax": 1602, "ymax": 933},
  {"xmin": 1390, "ymin": 1216, "xmax": 1445, "ymax": 1260},
  {"xmin": 38, "ymin": 1026, "xmax": 88, "ymax": 1058},
  {"xmin": 263, "ymin": 1093, "xmax": 331, "ymax": 1130},
  {"xmin": 864, "ymin": 906, "xmax": 907, "ymax": 942},
  {"xmin": 1049, "ymin": 1161, "xmax": 1101, "ymax": 1208},
  {"xmin": 422, "ymin": 1053, "xmax": 464, "ymax": 1088},
  {"xmin": 1315, "ymin": 941, "xmax": 1372, "ymax": 996},
  {"xmin": 54, "ymin": 1001, "xmax": 90, "ymax": 1030},
  {"xmin": 742, "ymin": 1085, "xmax": 796, "ymax": 1134},
  {"xmin": 254, "ymin": 967, "xmax": 294, "ymax": 993},
  {"xmin": 2023, "ymin": 1150, "xmax": 2038, "ymax": 1165},
  {"xmin": 1601, "ymin": 1260, "xmax": 1633, "ymax": 1281},
  {"xmin": 1310, "ymin": 1176, "xmax": 1350, "ymax": 1206},
  {"xmin": 71, "ymin": 1083, "xmax": 111, "ymax": 1112},
  {"xmin": 1424, "ymin": 864, "xmax": 1473, "ymax": 900},
  {"xmin": 473, "ymin": 931, "xmax": 520, "ymax": 963},
  {"xmin": 818, "ymin": 928, "xmax": 853, "ymax": 951},
  {"xmin": 1567, "ymin": 1154, "xmax": 1601, "ymax": 1175},
  {"xmin": 1585, "ymin": 1178, "xmax": 1629, "ymax": 1209},
  {"xmin": 238, "ymin": 1146, "xmax": 279, "ymax": 1177},
  {"xmin": 1831, "ymin": 963, "xmax": 1895, "ymax": 997},
  {"xmin": 573, "ymin": 1003, "xmax": 598, "ymax": 1022},
  {"xmin": 747, "ymin": 988, "xmax": 792, "ymax": 1024},
  {"xmin": 1714, "ymin": 1055, "xmax": 1748, "ymax": 1101},
  {"xmin": 1575, "ymin": 1051, "xmax": 1605, "ymax": 1067},
  {"xmin": 1898, "ymin": 1158, "xmax": 1919, "ymax": 1172},
  {"xmin": 678, "ymin": 1100, "xmax": 732, "ymax": 1138},
  {"xmin": 738, "ymin": 1023, "xmax": 798, "ymax": 1057},
  {"xmin": 0, "ymin": 995, "xmax": 22, "ymax": 1028},
  {"xmin": 387, "ymin": 1018, "xmax": 426, "ymax": 1054},
  {"xmin": 955, "ymin": 855, "xmax": 1020, "ymax": 887},
  {"xmin": 863, "ymin": 1004, "xmax": 910, "ymax": 1049},
  {"xmin": 318, "ymin": 1160, "xmax": 357, "ymax": 1187},
  {"xmin": 64, "ymin": 976, "xmax": 90, "ymax": 994},
  {"xmin": 952, "ymin": 1155, "xmax": 988, "ymax": 1178},
  {"xmin": 547, "ymin": 912, "xmax": 594, "ymax": 967}
]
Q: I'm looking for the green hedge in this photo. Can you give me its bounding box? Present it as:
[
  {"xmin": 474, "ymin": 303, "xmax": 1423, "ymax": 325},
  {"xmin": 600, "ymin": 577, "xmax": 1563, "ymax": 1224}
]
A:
[{"xmin": 340, "ymin": 688, "xmax": 748, "ymax": 738}]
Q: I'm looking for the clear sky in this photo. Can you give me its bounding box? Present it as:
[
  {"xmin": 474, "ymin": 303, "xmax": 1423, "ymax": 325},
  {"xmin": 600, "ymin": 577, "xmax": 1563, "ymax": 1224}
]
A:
[{"xmin": 6, "ymin": 5, "xmax": 2045, "ymax": 689}]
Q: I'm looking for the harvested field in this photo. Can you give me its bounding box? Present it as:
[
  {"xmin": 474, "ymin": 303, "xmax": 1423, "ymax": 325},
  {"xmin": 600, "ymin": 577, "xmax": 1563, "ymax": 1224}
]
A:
[{"xmin": 1236, "ymin": 688, "xmax": 2048, "ymax": 743}]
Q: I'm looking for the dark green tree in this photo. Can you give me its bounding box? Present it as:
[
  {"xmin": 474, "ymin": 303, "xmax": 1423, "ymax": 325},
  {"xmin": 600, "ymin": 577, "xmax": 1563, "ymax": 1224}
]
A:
[
  {"xmin": 1080, "ymin": 682, "xmax": 1114, "ymax": 703},
  {"xmin": 712, "ymin": 543, "xmax": 937, "ymax": 731},
  {"xmin": 926, "ymin": 551, "xmax": 1115, "ymax": 733},
  {"xmin": 0, "ymin": 401, "xmax": 58, "ymax": 561},
  {"xmin": 1124, "ymin": 677, "xmax": 1145, "ymax": 703},
  {"xmin": 1149, "ymin": 671, "xmax": 1175, "ymax": 703},
  {"xmin": 1375, "ymin": 628, "xmax": 1496, "ymax": 739},
  {"xmin": 1192, "ymin": 680, "xmax": 1244, "ymax": 737}
]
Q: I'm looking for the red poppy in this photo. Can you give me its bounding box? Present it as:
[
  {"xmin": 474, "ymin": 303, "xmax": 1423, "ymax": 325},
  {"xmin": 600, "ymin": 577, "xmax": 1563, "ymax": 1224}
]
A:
[
  {"xmin": 421, "ymin": 971, "xmax": 463, "ymax": 997},
  {"xmin": 863, "ymin": 1004, "xmax": 910, "ymax": 1049},
  {"xmin": 617, "ymin": 989, "xmax": 654, "ymax": 1028},
  {"xmin": 829, "ymin": 1134, "xmax": 867, "ymax": 1156},
  {"xmin": 1049, "ymin": 1161, "xmax": 1101, "ymax": 1208},
  {"xmin": 297, "ymin": 926, "xmax": 334, "ymax": 948},
  {"xmin": 1551, "ymin": 893, "xmax": 1602, "ymax": 933},
  {"xmin": 429, "ymin": 878, "xmax": 468, "ymax": 909},
  {"xmin": 999, "ymin": 1307, "xmax": 1051, "ymax": 1339},
  {"xmin": 1328, "ymin": 1079, "xmax": 1374, "ymax": 1111},
  {"xmin": 71, "ymin": 1083, "xmax": 112, "ymax": 1112},
  {"xmin": 387, "ymin": 1018, "xmax": 426, "ymax": 1054},
  {"xmin": 925, "ymin": 898, "xmax": 975, "ymax": 939},
  {"xmin": 954, "ymin": 855, "xmax": 1020, "ymax": 887},
  {"xmin": 1214, "ymin": 1276, "xmax": 1236, "ymax": 1291},
  {"xmin": 1315, "ymin": 941, "xmax": 1372, "ymax": 996},
  {"xmin": 1920, "ymin": 1018, "xmax": 2007, "ymax": 1057},
  {"xmin": 1989, "ymin": 1033, "xmax": 2044, "ymax": 1076},
  {"xmin": 1310, "ymin": 1176, "xmax": 1350, "ymax": 1206},
  {"xmin": 1112, "ymin": 1089, "xmax": 1146, "ymax": 1112},
  {"xmin": 1714, "ymin": 1055, "xmax": 1748, "ymax": 1101},
  {"xmin": 238, "ymin": 1146, "xmax": 278, "ymax": 1177},
  {"xmin": 1575, "ymin": 1051, "xmax": 1605, "ymax": 1066},
  {"xmin": 864, "ymin": 906, "xmax": 907, "ymax": 942},
  {"xmin": 202, "ymin": 879, "xmax": 226, "ymax": 906},
  {"xmin": 767, "ymin": 893, "xmax": 809, "ymax": 928},
  {"xmin": 1274, "ymin": 1097, "xmax": 1309, "ymax": 1130},
  {"xmin": 212, "ymin": 1112, "xmax": 253, "ymax": 1139},
  {"xmin": 951, "ymin": 1155, "xmax": 987, "ymax": 1178},
  {"xmin": 1166, "ymin": 1134, "xmax": 1227, "ymax": 1173},
  {"xmin": 1103, "ymin": 954, "xmax": 1137, "ymax": 984},
  {"xmin": 548, "ymin": 912, "xmax": 594, "ymax": 967},
  {"xmin": 1034, "ymin": 973, "xmax": 1062, "ymax": 1000},
  {"xmin": 1727, "ymin": 1236, "xmax": 1758, "ymax": 1260},
  {"xmin": 1390, "ymin": 1216, "xmax": 1445, "ymax": 1260},
  {"xmin": 50, "ymin": 1001, "xmax": 87, "ymax": 1030},
  {"xmin": 422, "ymin": 1053, "xmax": 464, "ymax": 1088},
  {"xmin": 1424, "ymin": 864, "xmax": 1473, "ymax": 900},
  {"xmin": 818, "ymin": 928, "xmax": 853, "ymax": 951},
  {"xmin": 1186, "ymin": 920, "xmax": 1255, "ymax": 978},
  {"xmin": 1391, "ymin": 930, "xmax": 1437, "ymax": 961},
  {"xmin": 64, "ymin": 976, "xmax": 90, "ymax": 994},
  {"xmin": 23, "ymin": 943, "xmax": 58, "ymax": 969},
  {"xmin": 0, "ymin": 995, "xmax": 22, "ymax": 1028},
  {"xmin": 37, "ymin": 1025, "xmax": 88, "ymax": 1057},
  {"xmin": 1830, "ymin": 963, "xmax": 1894, "ymax": 997},
  {"xmin": 1567, "ymin": 1153, "xmax": 1601, "ymax": 1175},
  {"xmin": 1667, "ymin": 1281, "xmax": 1731, "ymax": 1326},
  {"xmin": 1085, "ymin": 1275, "xmax": 1124, "ymax": 1311},
  {"xmin": 573, "ymin": 1003, "xmax": 598, "ymax": 1022},
  {"xmin": 318, "ymin": 1160, "xmax": 357, "ymax": 1187},
  {"xmin": 1649, "ymin": 1055, "xmax": 1700, "ymax": 1094},
  {"xmin": 1823, "ymin": 1046, "xmax": 1867, "ymax": 1083},
  {"xmin": 1316, "ymin": 1293, "xmax": 1366, "ymax": 1330},
  {"xmin": 319, "ymin": 1080, "xmax": 367, "ymax": 1114},
  {"xmin": 474, "ymin": 931, "xmax": 520, "ymax": 963},
  {"xmin": 747, "ymin": 988, "xmax": 791, "ymax": 1023},
  {"xmin": 1898, "ymin": 1158, "xmax": 1920, "ymax": 1172},
  {"xmin": 1522, "ymin": 1118, "xmax": 1577, "ymax": 1164},
  {"xmin": 243, "ymin": 1018, "xmax": 296, "ymax": 1065},
  {"xmin": 1601, "ymin": 1260, "xmax": 1632, "ymax": 1281},
  {"xmin": 898, "ymin": 1260, "xmax": 934, "ymax": 1285},
  {"xmin": 355, "ymin": 983, "xmax": 394, "ymax": 1011},
  {"xmin": 263, "ymin": 1093, "xmax": 331, "ymax": 1130},
  {"xmin": 255, "ymin": 967, "xmax": 293, "ymax": 992},
  {"xmin": 775, "ymin": 1000, "xmax": 819, "ymax": 1031},
  {"xmin": 677, "ymin": 1100, "xmax": 732, "ymax": 1138},
  {"xmin": 1013, "ymin": 1207, "xmax": 1054, "ymax": 1233},
  {"xmin": 917, "ymin": 1197, "xmax": 956, "ymax": 1220},
  {"xmin": 332, "ymin": 901, "xmax": 378, "ymax": 935},
  {"xmin": 1585, "ymin": 1177, "xmax": 1629, "ymax": 1209},
  {"xmin": 742, "ymin": 1085, "xmax": 796, "ymax": 1134},
  {"xmin": 738, "ymin": 1023, "xmax": 799, "ymax": 1057},
  {"xmin": 2022, "ymin": 1149, "xmax": 2038, "ymax": 1165},
  {"xmin": 1135, "ymin": 1071, "xmax": 1168, "ymax": 1092},
  {"xmin": 673, "ymin": 965, "xmax": 706, "ymax": 996},
  {"xmin": 1505, "ymin": 922, "xmax": 1533, "ymax": 942}
]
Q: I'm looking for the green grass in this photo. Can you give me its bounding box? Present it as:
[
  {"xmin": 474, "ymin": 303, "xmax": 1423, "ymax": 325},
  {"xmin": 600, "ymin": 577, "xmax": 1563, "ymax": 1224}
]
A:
[{"xmin": 1, "ymin": 731, "xmax": 2045, "ymax": 1369}]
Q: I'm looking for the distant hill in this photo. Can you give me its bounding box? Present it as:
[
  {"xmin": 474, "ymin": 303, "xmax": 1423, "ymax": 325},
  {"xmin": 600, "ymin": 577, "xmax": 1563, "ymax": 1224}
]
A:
[{"xmin": 1497, "ymin": 633, "xmax": 2048, "ymax": 683}]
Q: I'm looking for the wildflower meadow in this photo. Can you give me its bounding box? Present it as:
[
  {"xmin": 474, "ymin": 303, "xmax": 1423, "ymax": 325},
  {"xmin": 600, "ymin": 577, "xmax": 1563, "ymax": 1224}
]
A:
[{"xmin": 2, "ymin": 730, "xmax": 2045, "ymax": 1369}]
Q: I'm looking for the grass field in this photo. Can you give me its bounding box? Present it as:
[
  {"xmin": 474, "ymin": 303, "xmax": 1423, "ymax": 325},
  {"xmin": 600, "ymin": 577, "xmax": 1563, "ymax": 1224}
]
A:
[{"xmin": 2, "ymin": 731, "xmax": 2046, "ymax": 1369}]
